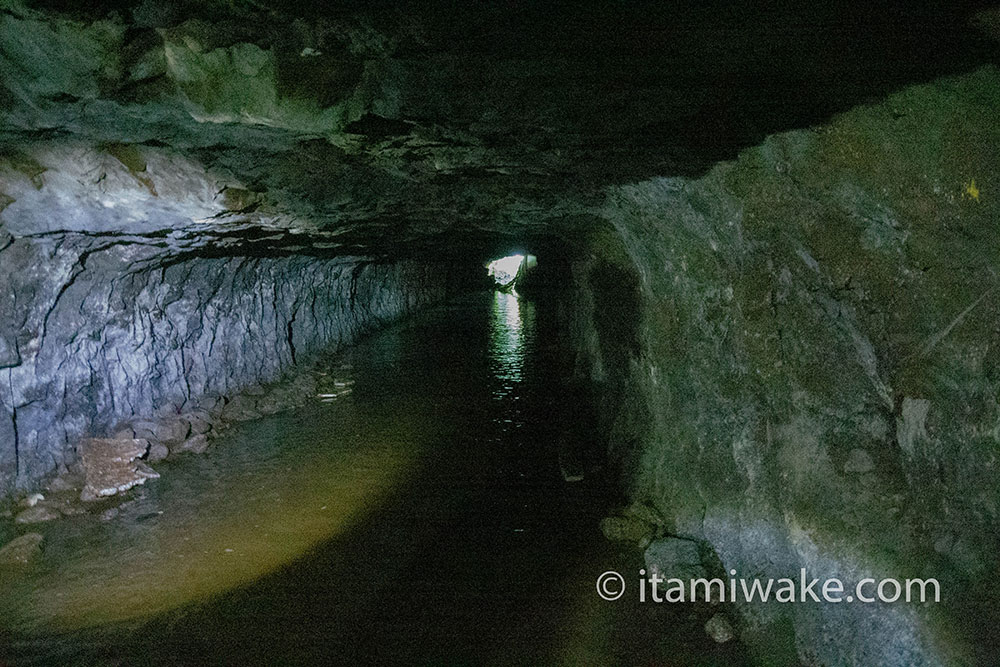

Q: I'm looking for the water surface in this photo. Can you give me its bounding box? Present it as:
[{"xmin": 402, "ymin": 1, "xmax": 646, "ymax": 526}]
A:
[{"xmin": 1, "ymin": 292, "xmax": 748, "ymax": 665}]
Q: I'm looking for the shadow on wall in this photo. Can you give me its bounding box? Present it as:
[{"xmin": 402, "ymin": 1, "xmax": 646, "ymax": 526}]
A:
[{"xmin": 561, "ymin": 224, "xmax": 651, "ymax": 491}]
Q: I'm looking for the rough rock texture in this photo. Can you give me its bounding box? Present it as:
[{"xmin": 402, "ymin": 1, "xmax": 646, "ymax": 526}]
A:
[
  {"xmin": 13, "ymin": 503, "xmax": 60, "ymax": 524},
  {"xmin": 0, "ymin": 531, "xmax": 43, "ymax": 566},
  {"xmin": 0, "ymin": 240, "xmax": 442, "ymax": 493},
  {"xmin": 600, "ymin": 67, "xmax": 1000, "ymax": 665},
  {"xmin": 705, "ymin": 614, "xmax": 736, "ymax": 644},
  {"xmin": 599, "ymin": 515, "xmax": 653, "ymax": 546},
  {"xmin": 0, "ymin": 0, "xmax": 990, "ymax": 252},
  {"xmin": 146, "ymin": 442, "xmax": 169, "ymax": 464},
  {"xmin": 644, "ymin": 537, "xmax": 707, "ymax": 582},
  {"xmin": 1, "ymin": 1, "xmax": 998, "ymax": 663},
  {"xmin": 78, "ymin": 438, "xmax": 158, "ymax": 500}
]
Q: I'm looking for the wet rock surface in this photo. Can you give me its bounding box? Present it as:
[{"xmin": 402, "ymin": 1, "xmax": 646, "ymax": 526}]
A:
[
  {"xmin": 0, "ymin": 532, "xmax": 44, "ymax": 566},
  {"xmin": 644, "ymin": 537, "xmax": 708, "ymax": 582},
  {"xmin": 171, "ymin": 434, "xmax": 209, "ymax": 456},
  {"xmin": 78, "ymin": 438, "xmax": 159, "ymax": 501},
  {"xmin": 146, "ymin": 442, "xmax": 170, "ymax": 464},
  {"xmin": 0, "ymin": 235, "xmax": 444, "ymax": 495},
  {"xmin": 705, "ymin": 615, "xmax": 736, "ymax": 644},
  {"xmin": 13, "ymin": 505, "xmax": 60, "ymax": 525},
  {"xmin": 599, "ymin": 515, "xmax": 653, "ymax": 546}
]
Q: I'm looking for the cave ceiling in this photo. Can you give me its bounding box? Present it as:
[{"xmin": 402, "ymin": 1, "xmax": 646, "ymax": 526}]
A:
[{"xmin": 0, "ymin": 0, "xmax": 996, "ymax": 259}]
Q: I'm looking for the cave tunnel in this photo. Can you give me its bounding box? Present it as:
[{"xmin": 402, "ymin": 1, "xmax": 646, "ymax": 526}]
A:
[{"xmin": 2, "ymin": 1, "xmax": 1000, "ymax": 665}]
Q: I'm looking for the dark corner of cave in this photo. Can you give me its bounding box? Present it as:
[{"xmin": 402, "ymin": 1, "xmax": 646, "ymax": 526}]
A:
[{"xmin": 1, "ymin": 0, "xmax": 999, "ymax": 665}]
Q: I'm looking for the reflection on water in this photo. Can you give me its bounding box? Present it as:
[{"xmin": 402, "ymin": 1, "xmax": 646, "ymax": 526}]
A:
[
  {"xmin": 489, "ymin": 290, "xmax": 533, "ymax": 390},
  {"xmin": 0, "ymin": 399, "xmax": 424, "ymax": 633},
  {"xmin": 0, "ymin": 292, "xmax": 749, "ymax": 666}
]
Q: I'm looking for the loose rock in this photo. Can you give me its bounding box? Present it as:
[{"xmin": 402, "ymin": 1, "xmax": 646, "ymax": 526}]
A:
[
  {"xmin": 600, "ymin": 515, "xmax": 654, "ymax": 546},
  {"xmin": 79, "ymin": 438, "xmax": 160, "ymax": 501},
  {"xmin": 133, "ymin": 418, "xmax": 190, "ymax": 445},
  {"xmin": 46, "ymin": 475, "xmax": 77, "ymax": 492},
  {"xmin": 172, "ymin": 434, "xmax": 210, "ymax": 455},
  {"xmin": 256, "ymin": 392, "xmax": 285, "ymax": 415},
  {"xmin": 705, "ymin": 614, "xmax": 735, "ymax": 643},
  {"xmin": 15, "ymin": 504, "xmax": 61, "ymax": 524},
  {"xmin": 59, "ymin": 504, "xmax": 88, "ymax": 516},
  {"xmin": 146, "ymin": 442, "xmax": 170, "ymax": 463},
  {"xmin": 221, "ymin": 395, "xmax": 262, "ymax": 422},
  {"xmin": 0, "ymin": 533, "xmax": 44, "ymax": 565},
  {"xmin": 18, "ymin": 493, "xmax": 44, "ymax": 508},
  {"xmin": 184, "ymin": 412, "xmax": 213, "ymax": 435},
  {"xmin": 113, "ymin": 426, "xmax": 136, "ymax": 440}
]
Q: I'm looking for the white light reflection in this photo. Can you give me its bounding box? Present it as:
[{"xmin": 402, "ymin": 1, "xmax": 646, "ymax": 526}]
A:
[
  {"xmin": 490, "ymin": 291, "xmax": 534, "ymax": 399},
  {"xmin": 487, "ymin": 254, "xmax": 525, "ymax": 287}
]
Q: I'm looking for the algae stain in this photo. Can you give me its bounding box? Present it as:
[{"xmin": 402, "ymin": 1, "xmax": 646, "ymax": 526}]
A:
[
  {"xmin": 963, "ymin": 178, "xmax": 980, "ymax": 201},
  {"xmin": 104, "ymin": 143, "xmax": 158, "ymax": 197}
]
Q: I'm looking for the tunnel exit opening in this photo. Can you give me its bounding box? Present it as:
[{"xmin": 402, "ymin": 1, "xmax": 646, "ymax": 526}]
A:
[{"xmin": 486, "ymin": 253, "xmax": 537, "ymax": 290}]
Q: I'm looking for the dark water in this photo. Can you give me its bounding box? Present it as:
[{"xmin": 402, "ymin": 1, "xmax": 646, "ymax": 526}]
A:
[{"xmin": 1, "ymin": 291, "xmax": 749, "ymax": 666}]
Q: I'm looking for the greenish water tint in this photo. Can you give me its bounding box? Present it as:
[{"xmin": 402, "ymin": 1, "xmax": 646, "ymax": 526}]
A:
[{"xmin": 1, "ymin": 292, "xmax": 749, "ymax": 666}]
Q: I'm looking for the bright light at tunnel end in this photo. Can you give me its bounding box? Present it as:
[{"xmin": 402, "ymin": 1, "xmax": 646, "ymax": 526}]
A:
[
  {"xmin": 487, "ymin": 254, "xmax": 535, "ymax": 288},
  {"xmin": 487, "ymin": 254, "xmax": 524, "ymax": 287}
]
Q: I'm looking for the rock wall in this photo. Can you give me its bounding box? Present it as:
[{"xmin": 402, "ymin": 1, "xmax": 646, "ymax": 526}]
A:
[
  {"xmin": 560, "ymin": 223, "xmax": 650, "ymax": 483},
  {"xmin": 0, "ymin": 231, "xmax": 444, "ymax": 495},
  {"xmin": 601, "ymin": 66, "xmax": 1000, "ymax": 665}
]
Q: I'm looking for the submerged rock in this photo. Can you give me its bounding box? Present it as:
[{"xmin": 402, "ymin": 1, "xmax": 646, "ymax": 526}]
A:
[
  {"xmin": 221, "ymin": 395, "xmax": 263, "ymax": 422},
  {"xmin": 0, "ymin": 533, "xmax": 44, "ymax": 565},
  {"xmin": 15, "ymin": 504, "xmax": 60, "ymax": 524},
  {"xmin": 256, "ymin": 392, "xmax": 286, "ymax": 415},
  {"xmin": 58, "ymin": 504, "xmax": 88, "ymax": 517},
  {"xmin": 184, "ymin": 412, "xmax": 213, "ymax": 436},
  {"xmin": 46, "ymin": 475, "xmax": 78, "ymax": 492},
  {"xmin": 705, "ymin": 614, "xmax": 735, "ymax": 644},
  {"xmin": 844, "ymin": 448, "xmax": 875, "ymax": 474},
  {"xmin": 79, "ymin": 438, "xmax": 160, "ymax": 501},
  {"xmin": 172, "ymin": 434, "xmax": 210, "ymax": 455},
  {"xmin": 600, "ymin": 515, "xmax": 653, "ymax": 546}
]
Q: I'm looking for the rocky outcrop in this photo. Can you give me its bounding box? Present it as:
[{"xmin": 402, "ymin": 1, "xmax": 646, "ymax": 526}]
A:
[
  {"xmin": 0, "ymin": 129, "xmax": 446, "ymax": 498},
  {"xmin": 597, "ymin": 67, "xmax": 1000, "ymax": 665},
  {"xmin": 644, "ymin": 537, "xmax": 708, "ymax": 583},
  {"xmin": 78, "ymin": 438, "xmax": 158, "ymax": 501},
  {"xmin": 0, "ymin": 234, "xmax": 444, "ymax": 494}
]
